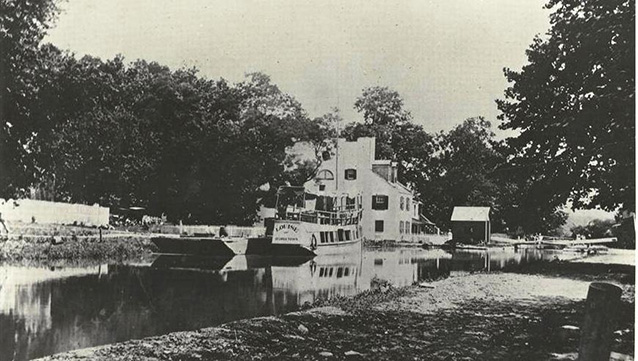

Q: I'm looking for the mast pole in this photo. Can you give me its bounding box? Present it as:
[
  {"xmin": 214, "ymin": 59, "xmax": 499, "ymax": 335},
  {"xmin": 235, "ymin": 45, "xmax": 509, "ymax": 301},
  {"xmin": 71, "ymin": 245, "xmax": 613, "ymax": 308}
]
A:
[{"xmin": 335, "ymin": 118, "xmax": 340, "ymax": 191}]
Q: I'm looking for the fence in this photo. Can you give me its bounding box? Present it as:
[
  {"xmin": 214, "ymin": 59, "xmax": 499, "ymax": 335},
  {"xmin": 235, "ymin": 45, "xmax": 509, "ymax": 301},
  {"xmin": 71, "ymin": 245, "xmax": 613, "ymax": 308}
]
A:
[
  {"xmin": 0, "ymin": 199, "xmax": 109, "ymax": 227},
  {"xmin": 150, "ymin": 224, "xmax": 267, "ymax": 238}
]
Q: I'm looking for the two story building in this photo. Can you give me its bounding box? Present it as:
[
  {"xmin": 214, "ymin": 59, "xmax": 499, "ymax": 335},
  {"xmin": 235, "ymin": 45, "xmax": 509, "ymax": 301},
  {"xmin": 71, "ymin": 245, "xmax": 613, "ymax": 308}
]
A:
[{"xmin": 303, "ymin": 137, "xmax": 431, "ymax": 242}]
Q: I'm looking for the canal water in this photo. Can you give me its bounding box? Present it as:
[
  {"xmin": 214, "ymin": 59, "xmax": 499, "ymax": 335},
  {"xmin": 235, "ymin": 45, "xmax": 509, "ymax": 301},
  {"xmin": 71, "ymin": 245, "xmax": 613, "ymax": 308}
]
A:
[{"xmin": 0, "ymin": 247, "xmax": 562, "ymax": 361}]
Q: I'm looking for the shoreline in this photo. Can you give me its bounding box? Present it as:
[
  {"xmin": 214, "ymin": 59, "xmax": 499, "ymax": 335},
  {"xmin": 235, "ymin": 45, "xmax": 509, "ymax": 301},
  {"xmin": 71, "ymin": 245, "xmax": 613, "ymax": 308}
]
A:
[{"xmin": 35, "ymin": 260, "xmax": 635, "ymax": 361}]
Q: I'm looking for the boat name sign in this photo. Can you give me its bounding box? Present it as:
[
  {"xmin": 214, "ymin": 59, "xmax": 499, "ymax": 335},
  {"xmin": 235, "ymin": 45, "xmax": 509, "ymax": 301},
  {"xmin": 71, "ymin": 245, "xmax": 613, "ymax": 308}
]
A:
[{"xmin": 273, "ymin": 222, "xmax": 300, "ymax": 244}]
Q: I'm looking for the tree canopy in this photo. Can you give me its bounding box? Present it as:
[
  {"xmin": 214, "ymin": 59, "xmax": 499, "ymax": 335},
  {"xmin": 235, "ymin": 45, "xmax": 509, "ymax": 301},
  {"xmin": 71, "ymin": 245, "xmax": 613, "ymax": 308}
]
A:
[
  {"xmin": 497, "ymin": 0, "xmax": 635, "ymax": 213},
  {"xmin": 0, "ymin": 0, "xmax": 61, "ymax": 195},
  {"xmin": 2, "ymin": 0, "xmax": 630, "ymax": 236},
  {"xmin": 0, "ymin": 1, "xmax": 334, "ymax": 225}
]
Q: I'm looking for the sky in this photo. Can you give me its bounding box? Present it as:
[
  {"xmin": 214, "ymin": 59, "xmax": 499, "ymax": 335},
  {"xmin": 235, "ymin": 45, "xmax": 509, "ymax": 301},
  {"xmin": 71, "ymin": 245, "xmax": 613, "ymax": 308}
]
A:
[{"xmin": 45, "ymin": 0, "xmax": 551, "ymax": 134}]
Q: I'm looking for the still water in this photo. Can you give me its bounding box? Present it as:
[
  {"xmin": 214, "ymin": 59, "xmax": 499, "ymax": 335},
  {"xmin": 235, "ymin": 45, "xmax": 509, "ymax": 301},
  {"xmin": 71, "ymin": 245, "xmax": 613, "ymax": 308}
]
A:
[{"xmin": 0, "ymin": 247, "xmax": 560, "ymax": 360}]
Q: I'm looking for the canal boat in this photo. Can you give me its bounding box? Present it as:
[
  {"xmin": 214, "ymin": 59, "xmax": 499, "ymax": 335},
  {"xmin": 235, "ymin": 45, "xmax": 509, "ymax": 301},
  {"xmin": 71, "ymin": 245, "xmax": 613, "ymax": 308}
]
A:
[
  {"xmin": 270, "ymin": 186, "xmax": 364, "ymax": 256},
  {"xmin": 151, "ymin": 235, "xmax": 271, "ymax": 257}
]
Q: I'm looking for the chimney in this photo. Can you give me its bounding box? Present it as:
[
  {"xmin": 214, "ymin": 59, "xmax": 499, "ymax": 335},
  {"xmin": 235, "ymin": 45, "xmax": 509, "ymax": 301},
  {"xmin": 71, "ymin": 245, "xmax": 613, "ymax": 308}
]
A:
[{"xmin": 391, "ymin": 162, "xmax": 397, "ymax": 183}]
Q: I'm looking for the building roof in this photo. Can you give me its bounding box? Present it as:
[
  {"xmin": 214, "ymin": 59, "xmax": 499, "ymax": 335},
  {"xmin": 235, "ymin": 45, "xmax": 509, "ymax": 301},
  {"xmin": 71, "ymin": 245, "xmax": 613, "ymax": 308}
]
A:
[{"xmin": 450, "ymin": 206, "xmax": 490, "ymax": 222}]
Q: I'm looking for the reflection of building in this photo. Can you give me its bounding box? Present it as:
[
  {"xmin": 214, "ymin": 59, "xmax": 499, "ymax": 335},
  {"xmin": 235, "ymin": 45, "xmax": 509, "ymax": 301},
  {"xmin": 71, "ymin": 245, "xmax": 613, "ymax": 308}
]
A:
[
  {"xmin": 304, "ymin": 137, "xmax": 435, "ymax": 242},
  {"xmin": 451, "ymin": 206, "xmax": 491, "ymax": 244},
  {"xmin": 360, "ymin": 248, "xmax": 452, "ymax": 287}
]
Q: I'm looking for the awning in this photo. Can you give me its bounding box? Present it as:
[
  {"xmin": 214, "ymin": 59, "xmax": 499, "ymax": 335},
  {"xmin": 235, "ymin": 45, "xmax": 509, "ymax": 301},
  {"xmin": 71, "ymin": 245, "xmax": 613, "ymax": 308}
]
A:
[{"xmin": 412, "ymin": 214, "xmax": 436, "ymax": 226}]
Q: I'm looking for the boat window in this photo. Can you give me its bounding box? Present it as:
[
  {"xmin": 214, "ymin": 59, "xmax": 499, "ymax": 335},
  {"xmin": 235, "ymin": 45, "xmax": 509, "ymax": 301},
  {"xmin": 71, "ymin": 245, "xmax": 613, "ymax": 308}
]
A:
[
  {"xmin": 316, "ymin": 170, "xmax": 334, "ymax": 180},
  {"xmin": 338, "ymin": 229, "xmax": 344, "ymax": 242}
]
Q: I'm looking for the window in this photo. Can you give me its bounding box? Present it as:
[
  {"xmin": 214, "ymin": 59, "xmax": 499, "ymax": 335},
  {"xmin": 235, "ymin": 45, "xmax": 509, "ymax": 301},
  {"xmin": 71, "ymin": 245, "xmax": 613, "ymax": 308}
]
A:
[
  {"xmin": 399, "ymin": 221, "xmax": 404, "ymax": 234},
  {"xmin": 406, "ymin": 222, "xmax": 411, "ymax": 234},
  {"xmin": 329, "ymin": 232, "xmax": 335, "ymax": 243},
  {"xmin": 344, "ymin": 168, "xmax": 357, "ymax": 180},
  {"xmin": 400, "ymin": 197, "xmax": 404, "ymax": 210},
  {"xmin": 320, "ymin": 232, "xmax": 327, "ymax": 243},
  {"xmin": 375, "ymin": 220, "xmax": 384, "ymax": 232},
  {"xmin": 319, "ymin": 184, "xmax": 326, "ymax": 191},
  {"xmin": 406, "ymin": 198, "xmax": 410, "ymax": 211},
  {"xmin": 338, "ymin": 229, "xmax": 344, "ymax": 242},
  {"xmin": 372, "ymin": 195, "xmax": 389, "ymax": 210},
  {"xmin": 316, "ymin": 169, "xmax": 334, "ymax": 180}
]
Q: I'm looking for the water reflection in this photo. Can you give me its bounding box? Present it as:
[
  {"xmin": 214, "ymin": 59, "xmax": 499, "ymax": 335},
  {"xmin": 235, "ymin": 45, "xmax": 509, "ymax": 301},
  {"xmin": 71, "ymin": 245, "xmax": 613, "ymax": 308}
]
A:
[{"xmin": 0, "ymin": 247, "xmax": 557, "ymax": 360}]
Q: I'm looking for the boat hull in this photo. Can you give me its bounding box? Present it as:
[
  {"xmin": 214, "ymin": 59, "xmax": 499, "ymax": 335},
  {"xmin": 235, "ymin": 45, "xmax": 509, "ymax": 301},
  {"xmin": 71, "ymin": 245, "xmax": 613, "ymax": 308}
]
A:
[
  {"xmin": 151, "ymin": 236, "xmax": 272, "ymax": 256},
  {"xmin": 271, "ymin": 239, "xmax": 362, "ymax": 256}
]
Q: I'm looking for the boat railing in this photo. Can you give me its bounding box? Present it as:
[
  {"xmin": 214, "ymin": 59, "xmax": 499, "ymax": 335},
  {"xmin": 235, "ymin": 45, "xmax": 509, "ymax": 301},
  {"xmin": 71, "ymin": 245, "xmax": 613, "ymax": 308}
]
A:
[{"xmin": 283, "ymin": 208, "xmax": 362, "ymax": 226}]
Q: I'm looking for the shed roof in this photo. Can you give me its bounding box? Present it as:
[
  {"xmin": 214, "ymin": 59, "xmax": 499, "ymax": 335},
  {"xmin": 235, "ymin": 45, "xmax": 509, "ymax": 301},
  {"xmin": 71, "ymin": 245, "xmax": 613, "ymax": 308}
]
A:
[{"xmin": 450, "ymin": 206, "xmax": 490, "ymax": 222}]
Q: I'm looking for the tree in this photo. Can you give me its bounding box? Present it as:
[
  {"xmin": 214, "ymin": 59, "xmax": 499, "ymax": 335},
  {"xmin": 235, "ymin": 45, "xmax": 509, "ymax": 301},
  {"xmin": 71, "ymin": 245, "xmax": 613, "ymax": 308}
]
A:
[
  {"xmin": 344, "ymin": 86, "xmax": 413, "ymax": 160},
  {"xmin": 343, "ymin": 86, "xmax": 432, "ymax": 182},
  {"xmin": 417, "ymin": 118, "xmax": 506, "ymax": 229},
  {"xmin": 281, "ymin": 110, "xmax": 339, "ymax": 187},
  {"xmin": 415, "ymin": 117, "xmax": 568, "ymax": 234},
  {"xmin": 354, "ymin": 86, "xmax": 411, "ymax": 127},
  {"xmin": 0, "ymin": 0, "xmax": 60, "ymax": 196},
  {"xmin": 497, "ymin": 0, "xmax": 635, "ymax": 214}
]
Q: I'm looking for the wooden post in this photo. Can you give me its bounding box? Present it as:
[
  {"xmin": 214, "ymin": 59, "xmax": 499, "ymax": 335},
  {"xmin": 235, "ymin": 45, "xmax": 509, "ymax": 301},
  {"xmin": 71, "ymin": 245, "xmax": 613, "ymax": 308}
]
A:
[{"xmin": 578, "ymin": 282, "xmax": 622, "ymax": 361}]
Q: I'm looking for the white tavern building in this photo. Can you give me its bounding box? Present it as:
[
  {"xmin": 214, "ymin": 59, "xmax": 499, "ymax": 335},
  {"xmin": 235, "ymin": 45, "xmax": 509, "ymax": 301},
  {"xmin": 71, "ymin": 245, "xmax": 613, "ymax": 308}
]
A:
[{"xmin": 303, "ymin": 137, "xmax": 433, "ymax": 242}]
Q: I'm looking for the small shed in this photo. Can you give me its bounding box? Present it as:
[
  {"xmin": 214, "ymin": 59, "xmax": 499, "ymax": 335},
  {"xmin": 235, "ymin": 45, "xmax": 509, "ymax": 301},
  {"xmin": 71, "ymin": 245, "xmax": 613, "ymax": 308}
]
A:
[{"xmin": 450, "ymin": 206, "xmax": 491, "ymax": 244}]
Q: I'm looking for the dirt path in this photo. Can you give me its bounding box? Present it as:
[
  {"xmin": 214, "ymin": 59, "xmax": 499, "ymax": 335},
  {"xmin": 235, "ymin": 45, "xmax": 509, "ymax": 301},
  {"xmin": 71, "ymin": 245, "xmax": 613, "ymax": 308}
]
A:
[{"xmin": 36, "ymin": 271, "xmax": 634, "ymax": 361}]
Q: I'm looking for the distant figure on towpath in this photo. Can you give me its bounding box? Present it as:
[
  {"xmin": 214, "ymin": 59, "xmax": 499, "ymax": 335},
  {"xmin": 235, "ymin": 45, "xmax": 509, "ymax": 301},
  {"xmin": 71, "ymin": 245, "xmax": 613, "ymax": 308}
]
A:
[{"xmin": 219, "ymin": 226, "xmax": 229, "ymax": 238}]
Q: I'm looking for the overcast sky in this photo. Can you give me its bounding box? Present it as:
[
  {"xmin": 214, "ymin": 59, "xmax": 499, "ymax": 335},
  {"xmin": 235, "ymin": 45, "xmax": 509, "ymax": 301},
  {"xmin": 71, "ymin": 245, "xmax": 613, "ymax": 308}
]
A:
[{"xmin": 45, "ymin": 0, "xmax": 551, "ymax": 134}]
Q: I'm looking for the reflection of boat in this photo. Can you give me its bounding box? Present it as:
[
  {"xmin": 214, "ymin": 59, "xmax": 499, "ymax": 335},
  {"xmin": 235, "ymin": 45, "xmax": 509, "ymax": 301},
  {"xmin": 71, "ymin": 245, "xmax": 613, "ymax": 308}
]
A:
[
  {"xmin": 271, "ymin": 186, "xmax": 363, "ymax": 256},
  {"xmin": 271, "ymin": 251, "xmax": 363, "ymax": 305},
  {"xmin": 151, "ymin": 235, "xmax": 272, "ymax": 257},
  {"xmin": 150, "ymin": 255, "xmax": 273, "ymax": 271},
  {"xmin": 151, "ymin": 255, "xmax": 233, "ymax": 270}
]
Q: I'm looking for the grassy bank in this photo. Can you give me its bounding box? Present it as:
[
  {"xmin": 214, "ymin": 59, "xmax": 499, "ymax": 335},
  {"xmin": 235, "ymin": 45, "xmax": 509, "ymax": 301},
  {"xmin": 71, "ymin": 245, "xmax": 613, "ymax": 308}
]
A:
[
  {"xmin": 0, "ymin": 223, "xmax": 156, "ymax": 261},
  {"xmin": 0, "ymin": 235, "xmax": 156, "ymax": 261},
  {"xmin": 37, "ymin": 264, "xmax": 635, "ymax": 361}
]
